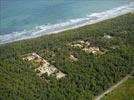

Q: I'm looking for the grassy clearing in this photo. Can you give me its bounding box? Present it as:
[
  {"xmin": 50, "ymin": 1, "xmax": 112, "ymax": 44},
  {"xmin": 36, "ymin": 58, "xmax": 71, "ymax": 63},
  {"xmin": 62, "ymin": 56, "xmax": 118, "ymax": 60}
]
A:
[{"xmin": 101, "ymin": 77, "xmax": 134, "ymax": 100}]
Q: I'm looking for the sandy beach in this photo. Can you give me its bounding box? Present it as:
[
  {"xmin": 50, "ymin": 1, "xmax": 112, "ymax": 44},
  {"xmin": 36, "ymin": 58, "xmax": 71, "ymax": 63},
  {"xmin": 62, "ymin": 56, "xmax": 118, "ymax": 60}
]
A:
[{"xmin": 1, "ymin": 11, "xmax": 133, "ymax": 45}]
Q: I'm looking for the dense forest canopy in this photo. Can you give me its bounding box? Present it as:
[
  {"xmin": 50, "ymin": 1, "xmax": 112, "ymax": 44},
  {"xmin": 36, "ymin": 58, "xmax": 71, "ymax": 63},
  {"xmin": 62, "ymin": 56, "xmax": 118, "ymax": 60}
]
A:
[{"xmin": 0, "ymin": 13, "xmax": 134, "ymax": 100}]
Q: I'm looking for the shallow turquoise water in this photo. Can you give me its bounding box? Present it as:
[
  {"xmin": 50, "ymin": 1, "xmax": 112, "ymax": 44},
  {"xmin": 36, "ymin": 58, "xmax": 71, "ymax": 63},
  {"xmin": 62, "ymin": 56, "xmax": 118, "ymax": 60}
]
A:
[{"xmin": 0, "ymin": 0, "xmax": 134, "ymax": 43}]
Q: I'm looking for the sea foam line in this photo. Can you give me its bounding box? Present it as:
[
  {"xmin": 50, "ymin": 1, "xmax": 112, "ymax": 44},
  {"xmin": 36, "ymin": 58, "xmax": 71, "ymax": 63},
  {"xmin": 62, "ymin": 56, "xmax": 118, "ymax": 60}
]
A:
[{"xmin": 0, "ymin": 2, "xmax": 134, "ymax": 44}]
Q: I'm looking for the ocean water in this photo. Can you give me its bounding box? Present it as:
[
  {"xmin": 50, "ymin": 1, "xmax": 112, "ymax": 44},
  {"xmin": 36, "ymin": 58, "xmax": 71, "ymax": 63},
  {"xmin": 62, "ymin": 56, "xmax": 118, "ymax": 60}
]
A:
[{"xmin": 0, "ymin": 0, "xmax": 134, "ymax": 44}]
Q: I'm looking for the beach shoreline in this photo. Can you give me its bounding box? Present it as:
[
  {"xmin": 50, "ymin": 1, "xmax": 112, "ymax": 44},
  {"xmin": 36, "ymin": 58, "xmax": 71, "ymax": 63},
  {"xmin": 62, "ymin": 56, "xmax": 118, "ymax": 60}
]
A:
[
  {"xmin": 0, "ymin": 11, "xmax": 133, "ymax": 45},
  {"xmin": 0, "ymin": 2, "xmax": 134, "ymax": 45}
]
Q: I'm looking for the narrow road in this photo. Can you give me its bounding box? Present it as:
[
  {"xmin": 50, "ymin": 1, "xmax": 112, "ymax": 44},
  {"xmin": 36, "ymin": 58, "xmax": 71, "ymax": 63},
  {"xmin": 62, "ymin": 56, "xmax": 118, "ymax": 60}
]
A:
[{"xmin": 95, "ymin": 75, "xmax": 131, "ymax": 100}]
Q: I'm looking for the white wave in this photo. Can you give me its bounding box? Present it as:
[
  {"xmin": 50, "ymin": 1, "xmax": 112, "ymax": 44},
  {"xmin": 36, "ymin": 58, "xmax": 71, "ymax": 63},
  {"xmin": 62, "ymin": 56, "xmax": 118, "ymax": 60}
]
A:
[{"xmin": 0, "ymin": 2, "xmax": 134, "ymax": 44}]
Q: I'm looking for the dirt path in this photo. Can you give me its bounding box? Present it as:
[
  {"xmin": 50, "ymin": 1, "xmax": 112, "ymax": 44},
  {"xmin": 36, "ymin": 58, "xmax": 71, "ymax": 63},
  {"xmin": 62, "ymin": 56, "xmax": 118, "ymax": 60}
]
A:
[{"xmin": 95, "ymin": 74, "xmax": 131, "ymax": 100}]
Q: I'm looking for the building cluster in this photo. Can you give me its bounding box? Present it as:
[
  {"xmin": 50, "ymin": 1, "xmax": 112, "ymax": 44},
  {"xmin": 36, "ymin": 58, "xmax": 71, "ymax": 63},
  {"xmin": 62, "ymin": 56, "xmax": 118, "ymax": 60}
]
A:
[
  {"xmin": 71, "ymin": 40, "xmax": 101, "ymax": 54},
  {"xmin": 69, "ymin": 55, "xmax": 78, "ymax": 62},
  {"xmin": 23, "ymin": 40, "xmax": 102, "ymax": 80},
  {"xmin": 23, "ymin": 53, "xmax": 65, "ymax": 80}
]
